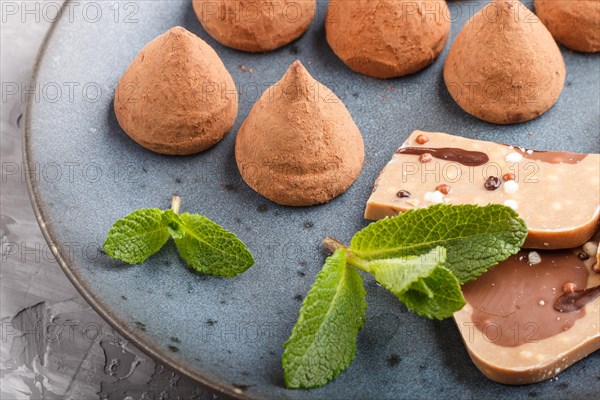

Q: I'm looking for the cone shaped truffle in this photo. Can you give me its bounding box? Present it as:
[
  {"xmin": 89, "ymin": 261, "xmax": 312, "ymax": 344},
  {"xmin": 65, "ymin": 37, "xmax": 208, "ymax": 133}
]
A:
[
  {"xmin": 444, "ymin": 0, "xmax": 565, "ymax": 124},
  {"xmin": 114, "ymin": 26, "xmax": 238, "ymax": 155},
  {"xmin": 235, "ymin": 61, "xmax": 364, "ymax": 206},
  {"xmin": 535, "ymin": 0, "xmax": 600, "ymax": 53},
  {"xmin": 193, "ymin": 0, "xmax": 316, "ymax": 52},
  {"xmin": 325, "ymin": 0, "xmax": 450, "ymax": 79}
]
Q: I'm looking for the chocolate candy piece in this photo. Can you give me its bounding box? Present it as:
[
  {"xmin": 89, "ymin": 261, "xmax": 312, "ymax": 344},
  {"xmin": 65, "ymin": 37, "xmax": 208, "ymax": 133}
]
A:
[
  {"xmin": 484, "ymin": 176, "xmax": 501, "ymax": 191},
  {"xmin": 454, "ymin": 235, "xmax": 600, "ymax": 384},
  {"xmin": 365, "ymin": 130, "xmax": 600, "ymax": 249}
]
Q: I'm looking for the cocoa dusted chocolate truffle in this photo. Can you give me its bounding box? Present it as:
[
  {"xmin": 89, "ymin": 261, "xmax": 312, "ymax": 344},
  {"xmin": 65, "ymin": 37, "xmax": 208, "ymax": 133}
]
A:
[
  {"xmin": 535, "ymin": 0, "xmax": 600, "ymax": 53},
  {"xmin": 235, "ymin": 61, "xmax": 364, "ymax": 206},
  {"xmin": 114, "ymin": 26, "xmax": 238, "ymax": 155},
  {"xmin": 325, "ymin": 0, "xmax": 450, "ymax": 79},
  {"xmin": 444, "ymin": 0, "xmax": 565, "ymax": 124},
  {"xmin": 193, "ymin": 0, "xmax": 316, "ymax": 52}
]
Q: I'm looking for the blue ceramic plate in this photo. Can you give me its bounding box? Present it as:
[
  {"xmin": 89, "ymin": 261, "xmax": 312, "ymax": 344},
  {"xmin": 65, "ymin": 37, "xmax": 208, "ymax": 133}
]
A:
[{"xmin": 25, "ymin": 1, "xmax": 599, "ymax": 399}]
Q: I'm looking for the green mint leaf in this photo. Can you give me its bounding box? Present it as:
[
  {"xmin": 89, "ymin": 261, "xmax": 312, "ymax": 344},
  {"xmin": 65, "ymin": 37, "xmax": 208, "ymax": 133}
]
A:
[
  {"xmin": 283, "ymin": 249, "xmax": 367, "ymax": 389},
  {"xmin": 163, "ymin": 209, "xmax": 184, "ymax": 239},
  {"xmin": 351, "ymin": 204, "xmax": 527, "ymax": 283},
  {"xmin": 103, "ymin": 208, "xmax": 170, "ymax": 264},
  {"xmin": 173, "ymin": 213, "xmax": 254, "ymax": 277},
  {"xmin": 360, "ymin": 247, "xmax": 464, "ymax": 319},
  {"xmin": 398, "ymin": 264, "xmax": 464, "ymax": 319},
  {"xmin": 358, "ymin": 246, "xmax": 446, "ymax": 293}
]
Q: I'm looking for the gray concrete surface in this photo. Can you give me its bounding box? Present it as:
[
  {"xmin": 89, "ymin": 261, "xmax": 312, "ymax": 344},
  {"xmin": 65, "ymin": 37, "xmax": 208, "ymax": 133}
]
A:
[{"xmin": 1, "ymin": 1, "xmax": 228, "ymax": 398}]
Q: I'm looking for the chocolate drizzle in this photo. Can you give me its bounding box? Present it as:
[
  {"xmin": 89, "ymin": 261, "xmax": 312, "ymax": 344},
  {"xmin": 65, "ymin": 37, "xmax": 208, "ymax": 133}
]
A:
[
  {"xmin": 396, "ymin": 147, "xmax": 489, "ymax": 166},
  {"xmin": 554, "ymin": 285, "xmax": 600, "ymax": 313},
  {"xmin": 519, "ymin": 150, "xmax": 587, "ymax": 164},
  {"xmin": 503, "ymin": 145, "xmax": 588, "ymax": 164}
]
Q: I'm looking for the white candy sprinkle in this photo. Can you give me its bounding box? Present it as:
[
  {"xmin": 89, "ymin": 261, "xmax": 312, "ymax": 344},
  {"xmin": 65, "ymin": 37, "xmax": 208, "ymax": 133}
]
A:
[
  {"xmin": 526, "ymin": 149, "xmax": 534, "ymax": 154},
  {"xmin": 506, "ymin": 152, "xmax": 523, "ymax": 163},
  {"xmin": 503, "ymin": 180, "xmax": 519, "ymax": 194},
  {"xmin": 529, "ymin": 251, "xmax": 542, "ymax": 265},
  {"xmin": 503, "ymin": 199, "xmax": 518, "ymax": 210},
  {"xmin": 424, "ymin": 191, "xmax": 444, "ymax": 204},
  {"xmin": 538, "ymin": 300, "xmax": 545, "ymax": 306},
  {"xmin": 583, "ymin": 241, "xmax": 598, "ymax": 257}
]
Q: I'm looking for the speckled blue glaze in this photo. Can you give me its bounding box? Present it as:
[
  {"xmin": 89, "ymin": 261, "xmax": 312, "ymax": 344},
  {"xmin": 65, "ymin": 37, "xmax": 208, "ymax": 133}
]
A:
[{"xmin": 25, "ymin": 1, "xmax": 599, "ymax": 399}]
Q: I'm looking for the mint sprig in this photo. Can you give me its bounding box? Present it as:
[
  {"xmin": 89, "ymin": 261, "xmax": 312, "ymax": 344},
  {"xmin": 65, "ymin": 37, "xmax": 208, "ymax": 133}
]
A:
[
  {"xmin": 102, "ymin": 196, "xmax": 254, "ymax": 277},
  {"xmin": 283, "ymin": 204, "xmax": 527, "ymax": 389}
]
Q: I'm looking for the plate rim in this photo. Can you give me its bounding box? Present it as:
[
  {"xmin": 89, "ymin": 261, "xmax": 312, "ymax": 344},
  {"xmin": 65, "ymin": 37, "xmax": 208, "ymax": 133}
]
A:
[{"xmin": 22, "ymin": 2, "xmax": 257, "ymax": 399}]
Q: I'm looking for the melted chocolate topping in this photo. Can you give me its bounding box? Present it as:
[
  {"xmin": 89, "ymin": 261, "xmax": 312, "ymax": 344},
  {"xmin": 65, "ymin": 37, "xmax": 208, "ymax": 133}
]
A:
[
  {"xmin": 462, "ymin": 250, "xmax": 589, "ymax": 347},
  {"xmin": 396, "ymin": 147, "xmax": 489, "ymax": 166},
  {"xmin": 505, "ymin": 146, "xmax": 588, "ymax": 164},
  {"xmin": 519, "ymin": 150, "xmax": 587, "ymax": 164},
  {"xmin": 554, "ymin": 285, "xmax": 600, "ymax": 313}
]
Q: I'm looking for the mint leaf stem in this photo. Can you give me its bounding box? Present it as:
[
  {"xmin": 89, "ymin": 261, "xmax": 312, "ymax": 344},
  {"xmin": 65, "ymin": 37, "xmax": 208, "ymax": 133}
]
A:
[
  {"xmin": 346, "ymin": 253, "xmax": 372, "ymax": 273},
  {"xmin": 322, "ymin": 236, "xmax": 346, "ymax": 253},
  {"xmin": 171, "ymin": 195, "xmax": 181, "ymax": 215},
  {"xmin": 322, "ymin": 237, "xmax": 379, "ymax": 274}
]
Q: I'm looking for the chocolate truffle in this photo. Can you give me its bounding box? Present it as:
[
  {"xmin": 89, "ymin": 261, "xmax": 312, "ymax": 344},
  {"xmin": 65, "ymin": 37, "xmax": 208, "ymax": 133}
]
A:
[
  {"xmin": 325, "ymin": 0, "xmax": 451, "ymax": 79},
  {"xmin": 193, "ymin": 0, "xmax": 316, "ymax": 52},
  {"xmin": 114, "ymin": 26, "xmax": 238, "ymax": 155},
  {"xmin": 235, "ymin": 61, "xmax": 364, "ymax": 206},
  {"xmin": 444, "ymin": 0, "xmax": 565, "ymax": 124},
  {"xmin": 535, "ymin": 0, "xmax": 600, "ymax": 53}
]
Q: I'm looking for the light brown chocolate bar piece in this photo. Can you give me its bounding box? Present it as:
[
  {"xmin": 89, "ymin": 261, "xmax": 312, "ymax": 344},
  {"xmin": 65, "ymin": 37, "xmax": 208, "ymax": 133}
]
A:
[
  {"xmin": 454, "ymin": 236, "xmax": 600, "ymax": 384},
  {"xmin": 365, "ymin": 130, "xmax": 600, "ymax": 249}
]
